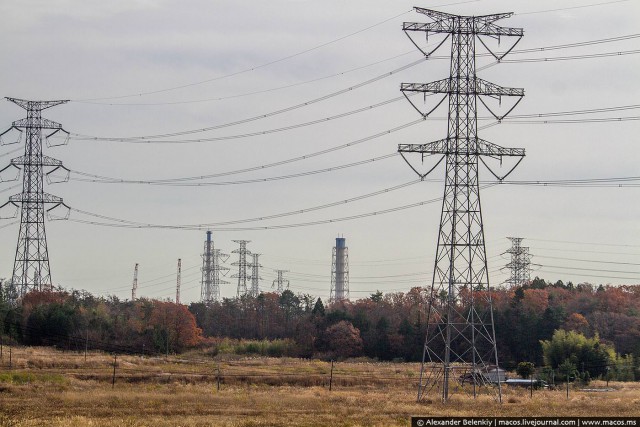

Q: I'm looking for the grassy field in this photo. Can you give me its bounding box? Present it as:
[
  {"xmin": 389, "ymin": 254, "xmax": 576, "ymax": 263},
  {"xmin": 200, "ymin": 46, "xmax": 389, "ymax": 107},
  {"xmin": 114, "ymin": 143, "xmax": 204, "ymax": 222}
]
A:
[{"xmin": 0, "ymin": 346, "xmax": 639, "ymax": 426}]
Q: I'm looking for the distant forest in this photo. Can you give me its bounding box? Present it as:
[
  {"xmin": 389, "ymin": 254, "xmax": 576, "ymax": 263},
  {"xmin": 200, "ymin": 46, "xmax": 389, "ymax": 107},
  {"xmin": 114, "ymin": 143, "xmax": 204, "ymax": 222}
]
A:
[{"xmin": 1, "ymin": 277, "xmax": 639, "ymax": 380}]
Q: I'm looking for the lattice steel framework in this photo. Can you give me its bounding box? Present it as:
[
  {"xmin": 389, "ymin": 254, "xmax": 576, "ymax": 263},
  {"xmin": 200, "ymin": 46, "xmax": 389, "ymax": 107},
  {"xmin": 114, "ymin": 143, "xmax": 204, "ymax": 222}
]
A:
[
  {"xmin": 176, "ymin": 258, "xmax": 182, "ymax": 304},
  {"xmin": 329, "ymin": 237, "xmax": 349, "ymax": 302},
  {"xmin": 397, "ymin": 8, "xmax": 525, "ymax": 402},
  {"xmin": 131, "ymin": 263, "xmax": 139, "ymax": 300},
  {"xmin": 272, "ymin": 269, "xmax": 289, "ymax": 293},
  {"xmin": 505, "ymin": 237, "xmax": 531, "ymax": 288},
  {"xmin": 201, "ymin": 231, "xmax": 229, "ymax": 303},
  {"xmin": 0, "ymin": 98, "xmax": 69, "ymax": 304},
  {"xmin": 249, "ymin": 253, "xmax": 262, "ymax": 297},
  {"xmin": 232, "ymin": 240, "xmax": 251, "ymax": 297}
]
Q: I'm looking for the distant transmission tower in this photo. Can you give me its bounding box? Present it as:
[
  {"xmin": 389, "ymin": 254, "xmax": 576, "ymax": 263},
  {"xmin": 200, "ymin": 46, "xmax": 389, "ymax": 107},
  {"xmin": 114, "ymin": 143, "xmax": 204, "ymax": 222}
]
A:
[
  {"xmin": 176, "ymin": 258, "xmax": 182, "ymax": 304},
  {"xmin": 0, "ymin": 97, "xmax": 70, "ymax": 303},
  {"xmin": 131, "ymin": 263, "xmax": 139, "ymax": 301},
  {"xmin": 505, "ymin": 237, "xmax": 532, "ymax": 287},
  {"xmin": 200, "ymin": 231, "xmax": 229, "ymax": 303},
  {"xmin": 249, "ymin": 253, "xmax": 262, "ymax": 297},
  {"xmin": 397, "ymin": 8, "xmax": 525, "ymax": 402},
  {"xmin": 272, "ymin": 269, "xmax": 289, "ymax": 293},
  {"xmin": 330, "ymin": 237, "xmax": 349, "ymax": 302},
  {"xmin": 232, "ymin": 240, "xmax": 251, "ymax": 297}
]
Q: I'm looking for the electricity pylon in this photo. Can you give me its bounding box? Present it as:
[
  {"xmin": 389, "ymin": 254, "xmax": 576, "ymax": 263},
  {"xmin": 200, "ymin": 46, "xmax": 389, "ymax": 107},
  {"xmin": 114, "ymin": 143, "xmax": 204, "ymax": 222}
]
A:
[
  {"xmin": 272, "ymin": 269, "xmax": 289, "ymax": 293},
  {"xmin": 232, "ymin": 240, "xmax": 251, "ymax": 297},
  {"xmin": 131, "ymin": 263, "xmax": 139, "ymax": 300},
  {"xmin": 201, "ymin": 231, "xmax": 229, "ymax": 303},
  {"xmin": 176, "ymin": 258, "xmax": 182, "ymax": 304},
  {"xmin": 397, "ymin": 8, "xmax": 525, "ymax": 402},
  {"xmin": 249, "ymin": 253, "xmax": 262, "ymax": 297},
  {"xmin": 0, "ymin": 98, "xmax": 70, "ymax": 304},
  {"xmin": 505, "ymin": 237, "xmax": 532, "ymax": 288}
]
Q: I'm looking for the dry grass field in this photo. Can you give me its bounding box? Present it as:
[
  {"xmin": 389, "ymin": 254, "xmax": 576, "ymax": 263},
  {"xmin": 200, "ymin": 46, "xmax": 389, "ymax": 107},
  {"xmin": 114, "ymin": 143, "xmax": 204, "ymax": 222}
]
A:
[{"xmin": 0, "ymin": 346, "xmax": 639, "ymax": 426}]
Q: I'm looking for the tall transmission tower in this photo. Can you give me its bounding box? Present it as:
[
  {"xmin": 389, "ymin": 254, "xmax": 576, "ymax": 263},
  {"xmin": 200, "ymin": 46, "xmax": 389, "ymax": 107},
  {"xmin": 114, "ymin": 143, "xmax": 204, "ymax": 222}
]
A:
[
  {"xmin": 200, "ymin": 231, "xmax": 229, "ymax": 303},
  {"xmin": 176, "ymin": 258, "xmax": 182, "ymax": 304},
  {"xmin": 272, "ymin": 269, "xmax": 289, "ymax": 293},
  {"xmin": 0, "ymin": 98, "xmax": 70, "ymax": 304},
  {"xmin": 505, "ymin": 237, "xmax": 532, "ymax": 288},
  {"xmin": 232, "ymin": 240, "xmax": 251, "ymax": 297},
  {"xmin": 249, "ymin": 253, "xmax": 262, "ymax": 297},
  {"xmin": 330, "ymin": 237, "xmax": 349, "ymax": 302},
  {"xmin": 131, "ymin": 263, "xmax": 139, "ymax": 301},
  {"xmin": 397, "ymin": 8, "xmax": 525, "ymax": 402}
]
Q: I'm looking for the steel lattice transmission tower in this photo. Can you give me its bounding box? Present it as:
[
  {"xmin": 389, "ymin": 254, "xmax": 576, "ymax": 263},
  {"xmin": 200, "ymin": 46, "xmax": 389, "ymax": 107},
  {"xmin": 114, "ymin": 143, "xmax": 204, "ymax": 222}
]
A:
[
  {"xmin": 131, "ymin": 263, "xmax": 139, "ymax": 300},
  {"xmin": 505, "ymin": 237, "xmax": 532, "ymax": 288},
  {"xmin": 272, "ymin": 269, "xmax": 289, "ymax": 293},
  {"xmin": 330, "ymin": 237, "xmax": 349, "ymax": 302},
  {"xmin": 176, "ymin": 258, "xmax": 182, "ymax": 304},
  {"xmin": 200, "ymin": 231, "xmax": 229, "ymax": 303},
  {"xmin": 397, "ymin": 8, "xmax": 525, "ymax": 402},
  {"xmin": 232, "ymin": 240, "xmax": 251, "ymax": 297},
  {"xmin": 0, "ymin": 97, "xmax": 70, "ymax": 303},
  {"xmin": 249, "ymin": 253, "xmax": 262, "ymax": 297}
]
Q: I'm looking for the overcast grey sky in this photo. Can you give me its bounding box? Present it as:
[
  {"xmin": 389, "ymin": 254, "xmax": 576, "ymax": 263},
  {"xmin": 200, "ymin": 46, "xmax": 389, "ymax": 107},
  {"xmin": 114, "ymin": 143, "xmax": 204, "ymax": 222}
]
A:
[{"xmin": 1, "ymin": 0, "xmax": 639, "ymax": 303}]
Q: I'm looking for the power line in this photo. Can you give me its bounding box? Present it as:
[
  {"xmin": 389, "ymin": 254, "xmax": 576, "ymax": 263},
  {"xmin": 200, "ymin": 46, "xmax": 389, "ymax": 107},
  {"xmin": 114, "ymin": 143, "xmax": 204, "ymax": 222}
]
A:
[
  {"xmin": 69, "ymin": 94, "xmax": 415, "ymax": 144},
  {"xmin": 517, "ymin": 0, "xmax": 633, "ymax": 16},
  {"xmin": 71, "ymin": 9, "xmax": 417, "ymax": 102},
  {"xmin": 70, "ymin": 58, "xmax": 427, "ymax": 141}
]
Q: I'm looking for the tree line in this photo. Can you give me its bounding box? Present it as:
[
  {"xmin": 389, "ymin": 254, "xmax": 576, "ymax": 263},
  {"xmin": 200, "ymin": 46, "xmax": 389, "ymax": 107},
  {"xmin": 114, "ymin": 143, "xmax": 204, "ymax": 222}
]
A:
[{"xmin": 1, "ymin": 278, "xmax": 639, "ymax": 380}]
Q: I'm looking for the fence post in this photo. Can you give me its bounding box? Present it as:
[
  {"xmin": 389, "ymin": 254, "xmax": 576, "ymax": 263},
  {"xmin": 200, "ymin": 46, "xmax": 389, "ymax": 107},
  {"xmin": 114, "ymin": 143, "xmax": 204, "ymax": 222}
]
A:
[
  {"xmin": 329, "ymin": 360, "xmax": 334, "ymax": 391},
  {"xmin": 9, "ymin": 347, "xmax": 12, "ymax": 369},
  {"xmin": 112, "ymin": 354, "xmax": 117, "ymax": 389},
  {"xmin": 217, "ymin": 364, "xmax": 221, "ymax": 391}
]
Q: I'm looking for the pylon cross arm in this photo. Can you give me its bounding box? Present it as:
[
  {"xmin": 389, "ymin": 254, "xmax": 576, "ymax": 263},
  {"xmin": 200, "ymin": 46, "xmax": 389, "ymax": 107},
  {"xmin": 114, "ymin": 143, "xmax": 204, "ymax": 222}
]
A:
[
  {"xmin": 401, "ymin": 78, "xmax": 523, "ymax": 97},
  {"xmin": 398, "ymin": 138, "xmax": 524, "ymax": 158},
  {"xmin": 12, "ymin": 117, "xmax": 64, "ymax": 130},
  {"xmin": 11, "ymin": 155, "xmax": 63, "ymax": 167},
  {"xmin": 9, "ymin": 192, "xmax": 63, "ymax": 204}
]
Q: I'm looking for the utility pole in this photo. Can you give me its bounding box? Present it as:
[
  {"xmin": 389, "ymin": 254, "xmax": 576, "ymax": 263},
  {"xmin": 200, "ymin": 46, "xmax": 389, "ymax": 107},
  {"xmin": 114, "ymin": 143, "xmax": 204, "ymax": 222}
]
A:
[
  {"xmin": 176, "ymin": 258, "xmax": 181, "ymax": 304},
  {"xmin": 131, "ymin": 263, "xmax": 139, "ymax": 301},
  {"xmin": 232, "ymin": 240, "xmax": 251, "ymax": 297},
  {"xmin": 330, "ymin": 237, "xmax": 349, "ymax": 303},
  {"xmin": 249, "ymin": 253, "xmax": 262, "ymax": 297},
  {"xmin": 0, "ymin": 98, "xmax": 70, "ymax": 304},
  {"xmin": 272, "ymin": 269, "xmax": 289, "ymax": 294},
  {"xmin": 397, "ymin": 8, "xmax": 525, "ymax": 403},
  {"xmin": 505, "ymin": 237, "xmax": 532, "ymax": 287}
]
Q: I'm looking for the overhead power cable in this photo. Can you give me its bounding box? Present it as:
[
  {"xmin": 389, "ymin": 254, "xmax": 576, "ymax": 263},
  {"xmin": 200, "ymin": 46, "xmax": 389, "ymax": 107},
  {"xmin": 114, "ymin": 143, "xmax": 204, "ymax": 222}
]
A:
[
  {"xmin": 66, "ymin": 152, "xmax": 399, "ymax": 186},
  {"xmin": 71, "ymin": 57, "xmax": 427, "ymax": 142},
  {"xmin": 517, "ymin": 0, "xmax": 633, "ymax": 16},
  {"xmin": 73, "ymin": 31, "xmax": 640, "ymax": 106},
  {"xmin": 66, "ymin": 118, "xmax": 425, "ymax": 183},
  {"xmin": 72, "ymin": 8, "xmax": 417, "ymax": 102},
  {"xmin": 69, "ymin": 94, "xmax": 415, "ymax": 144},
  {"xmin": 68, "ymin": 179, "xmax": 421, "ymax": 228},
  {"xmin": 59, "ymin": 184, "xmax": 500, "ymax": 232}
]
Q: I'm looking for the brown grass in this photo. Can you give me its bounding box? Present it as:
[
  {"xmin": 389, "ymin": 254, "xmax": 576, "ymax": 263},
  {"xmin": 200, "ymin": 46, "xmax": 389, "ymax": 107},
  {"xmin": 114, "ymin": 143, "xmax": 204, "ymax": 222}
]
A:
[{"xmin": 0, "ymin": 346, "xmax": 639, "ymax": 426}]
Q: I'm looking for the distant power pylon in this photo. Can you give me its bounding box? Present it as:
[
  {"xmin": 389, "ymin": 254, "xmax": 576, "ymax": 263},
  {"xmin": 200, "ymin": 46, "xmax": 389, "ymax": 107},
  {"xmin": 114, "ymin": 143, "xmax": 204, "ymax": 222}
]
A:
[
  {"xmin": 0, "ymin": 97, "xmax": 70, "ymax": 304},
  {"xmin": 272, "ymin": 270, "xmax": 289, "ymax": 294},
  {"xmin": 176, "ymin": 258, "xmax": 182, "ymax": 304},
  {"xmin": 505, "ymin": 237, "xmax": 532, "ymax": 287},
  {"xmin": 249, "ymin": 253, "xmax": 262, "ymax": 297},
  {"xmin": 132, "ymin": 263, "xmax": 139, "ymax": 301},
  {"xmin": 330, "ymin": 237, "xmax": 349, "ymax": 302},
  {"xmin": 397, "ymin": 8, "xmax": 525, "ymax": 402},
  {"xmin": 232, "ymin": 240, "xmax": 251, "ymax": 297},
  {"xmin": 200, "ymin": 231, "xmax": 229, "ymax": 303}
]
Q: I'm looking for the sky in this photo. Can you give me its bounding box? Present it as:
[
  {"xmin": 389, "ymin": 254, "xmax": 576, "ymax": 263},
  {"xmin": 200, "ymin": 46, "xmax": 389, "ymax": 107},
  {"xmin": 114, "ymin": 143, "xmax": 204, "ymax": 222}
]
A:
[{"xmin": 0, "ymin": 0, "xmax": 639, "ymax": 303}]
